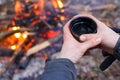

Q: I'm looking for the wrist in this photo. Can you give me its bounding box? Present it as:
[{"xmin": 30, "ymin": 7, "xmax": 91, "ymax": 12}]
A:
[{"xmin": 57, "ymin": 51, "xmax": 82, "ymax": 63}]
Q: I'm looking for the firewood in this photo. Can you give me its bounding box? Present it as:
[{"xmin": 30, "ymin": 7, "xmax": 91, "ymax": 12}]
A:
[
  {"xmin": 88, "ymin": 4, "xmax": 116, "ymax": 11},
  {"xmin": 0, "ymin": 28, "xmax": 31, "ymax": 40},
  {"xmin": 70, "ymin": 4, "xmax": 116, "ymax": 12},
  {"xmin": 26, "ymin": 34, "xmax": 62, "ymax": 56}
]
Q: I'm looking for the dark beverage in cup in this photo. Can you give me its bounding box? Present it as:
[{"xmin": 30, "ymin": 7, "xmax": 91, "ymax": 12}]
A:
[{"xmin": 70, "ymin": 17, "xmax": 97, "ymax": 41}]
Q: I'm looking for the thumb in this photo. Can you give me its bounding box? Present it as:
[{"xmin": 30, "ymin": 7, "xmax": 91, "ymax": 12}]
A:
[
  {"xmin": 80, "ymin": 37, "xmax": 102, "ymax": 53},
  {"xmin": 80, "ymin": 34, "xmax": 102, "ymax": 42}
]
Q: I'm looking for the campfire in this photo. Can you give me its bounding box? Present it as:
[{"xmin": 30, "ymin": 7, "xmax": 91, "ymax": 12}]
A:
[
  {"xmin": 0, "ymin": 0, "xmax": 70, "ymax": 79},
  {"xmin": 0, "ymin": 0, "xmax": 67, "ymax": 50}
]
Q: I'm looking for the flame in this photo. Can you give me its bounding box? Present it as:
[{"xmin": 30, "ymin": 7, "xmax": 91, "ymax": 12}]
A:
[
  {"xmin": 38, "ymin": 0, "xmax": 45, "ymax": 16},
  {"xmin": 25, "ymin": 0, "xmax": 29, "ymax": 3},
  {"xmin": 32, "ymin": 20, "xmax": 40, "ymax": 25},
  {"xmin": 15, "ymin": 0, "xmax": 23, "ymax": 15},
  {"xmin": 24, "ymin": 39, "xmax": 35, "ymax": 51},
  {"xmin": 38, "ymin": 0, "xmax": 44, "ymax": 10},
  {"xmin": 11, "ymin": 45, "xmax": 17, "ymax": 50},
  {"xmin": 33, "ymin": 0, "xmax": 45, "ymax": 16},
  {"xmin": 57, "ymin": 0, "xmax": 64, "ymax": 8},
  {"xmin": 41, "ymin": 54, "xmax": 48, "ymax": 60},
  {"xmin": 51, "ymin": 0, "xmax": 64, "ymax": 8},
  {"xmin": 12, "ymin": 26, "xmax": 20, "ymax": 30},
  {"xmin": 14, "ymin": 33, "xmax": 21, "ymax": 38},
  {"xmin": 51, "ymin": 0, "xmax": 59, "ymax": 8},
  {"xmin": 61, "ymin": 9, "xmax": 65, "ymax": 13},
  {"xmin": 12, "ymin": 27, "xmax": 27, "ymax": 39},
  {"xmin": 12, "ymin": 20, "xmax": 16, "ymax": 26},
  {"xmin": 34, "ymin": 4, "xmax": 39, "ymax": 10},
  {"xmin": 60, "ymin": 15, "xmax": 65, "ymax": 20},
  {"xmin": 22, "ymin": 34, "xmax": 28, "ymax": 39}
]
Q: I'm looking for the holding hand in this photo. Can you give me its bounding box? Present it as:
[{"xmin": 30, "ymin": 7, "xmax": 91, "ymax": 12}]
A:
[
  {"xmin": 58, "ymin": 15, "xmax": 102, "ymax": 63},
  {"xmin": 78, "ymin": 14, "xmax": 120, "ymax": 54}
]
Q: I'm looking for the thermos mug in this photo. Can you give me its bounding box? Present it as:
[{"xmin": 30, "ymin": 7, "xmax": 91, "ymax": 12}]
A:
[{"xmin": 69, "ymin": 17, "xmax": 97, "ymax": 41}]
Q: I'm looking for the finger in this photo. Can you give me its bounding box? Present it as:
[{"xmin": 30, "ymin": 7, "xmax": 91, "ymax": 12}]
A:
[
  {"xmin": 63, "ymin": 18, "xmax": 75, "ymax": 37},
  {"xmin": 80, "ymin": 37, "xmax": 102, "ymax": 53},
  {"xmin": 63, "ymin": 20, "xmax": 79, "ymax": 42}
]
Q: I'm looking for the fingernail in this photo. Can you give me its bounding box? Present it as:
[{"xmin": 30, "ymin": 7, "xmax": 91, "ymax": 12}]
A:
[
  {"xmin": 80, "ymin": 36, "xmax": 86, "ymax": 41},
  {"xmin": 96, "ymin": 38, "xmax": 101, "ymax": 42}
]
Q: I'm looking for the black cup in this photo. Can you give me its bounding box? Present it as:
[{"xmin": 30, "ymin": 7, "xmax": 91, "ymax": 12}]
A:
[{"xmin": 70, "ymin": 17, "xmax": 97, "ymax": 42}]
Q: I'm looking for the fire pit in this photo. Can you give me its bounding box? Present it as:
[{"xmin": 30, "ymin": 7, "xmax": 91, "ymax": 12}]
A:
[{"xmin": 0, "ymin": 0, "xmax": 69, "ymax": 79}]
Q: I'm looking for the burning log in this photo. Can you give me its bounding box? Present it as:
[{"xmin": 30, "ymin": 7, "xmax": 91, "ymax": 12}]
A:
[
  {"xmin": 16, "ymin": 33, "xmax": 62, "ymax": 69},
  {"xmin": 26, "ymin": 34, "xmax": 62, "ymax": 57},
  {"xmin": 0, "ymin": 35, "xmax": 36, "ymax": 77},
  {"xmin": 40, "ymin": 18, "xmax": 52, "ymax": 29},
  {"xmin": 0, "ymin": 0, "xmax": 64, "ymax": 78},
  {"xmin": 0, "ymin": 42, "xmax": 24, "ymax": 77},
  {"xmin": 0, "ymin": 48, "xmax": 13, "ymax": 56},
  {"xmin": 18, "ymin": 54, "xmax": 33, "ymax": 69},
  {"xmin": 0, "ymin": 28, "xmax": 31, "ymax": 40}
]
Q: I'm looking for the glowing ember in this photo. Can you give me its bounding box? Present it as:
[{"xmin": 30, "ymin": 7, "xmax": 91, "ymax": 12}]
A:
[
  {"xmin": 38, "ymin": 0, "xmax": 45, "ymax": 15},
  {"xmin": 15, "ymin": 0, "xmax": 23, "ymax": 15},
  {"xmin": 51, "ymin": 0, "xmax": 64, "ymax": 9},
  {"xmin": 12, "ymin": 20, "xmax": 16, "ymax": 26},
  {"xmin": 61, "ymin": 9, "xmax": 65, "ymax": 13},
  {"xmin": 60, "ymin": 15, "xmax": 65, "ymax": 20},
  {"xmin": 12, "ymin": 26, "xmax": 20, "ymax": 30},
  {"xmin": 11, "ymin": 45, "xmax": 17, "ymax": 50},
  {"xmin": 25, "ymin": 0, "xmax": 29, "ymax": 3},
  {"xmin": 57, "ymin": 0, "xmax": 64, "ymax": 8},
  {"xmin": 22, "ymin": 34, "xmax": 28, "ymax": 39},
  {"xmin": 14, "ymin": 33, "xmax": 21, "ymax": 38},
  {"xmin": 51, "ymin": 0, "xmax": 58, "ymax": 8}
]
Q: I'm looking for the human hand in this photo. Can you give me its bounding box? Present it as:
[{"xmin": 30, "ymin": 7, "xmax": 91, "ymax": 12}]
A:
[
  {"xmin": 58, "ymin": 17, "xmax": 102, "ymax": 63},
  {"xmin": 78, "ymin": 14, "xmax": 120, "ymax": 54}
]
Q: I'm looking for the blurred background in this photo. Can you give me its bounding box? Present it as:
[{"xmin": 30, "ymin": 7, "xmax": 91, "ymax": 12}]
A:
[{"xmin": 0, "ymin": 0, "xmax": 120, "ymax": 80}]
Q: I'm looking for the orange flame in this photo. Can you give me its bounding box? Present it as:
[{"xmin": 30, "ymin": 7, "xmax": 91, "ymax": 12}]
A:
[
  {"xmin": 51, "ymin": 0, "xmax": 58, "ymax": 8},
  {"xmin": 15, "ymin": 0, "xmax": 23, "ymax": 15},
  {"xmin": 51, "ymin": 0, "xmax": 64, "ymax": 8},
  {"xmin": 12, "ymin": 20, "xmax": 16, "ymax": 26},
  {"xmin": 57, "ymin": 0, "xmax": 64, "ymax": 8},
  {"xmin": 32, "ymin": 20, "xmax": 40, "ymax": 25},
  {"xmin": 33, "ymin": 3, "xmax": 40, "ymax": 15},
  {"xmin": 22, "ymin": 34, "xmax": 28, "ymax": 39},
  {"xmin": 38, "ymin": 0, "xmax": 45, "ymax": 16},
  {"xmin": 25, "ymin": 0, "xmax": 29, "ymax": 3},
  {"xmin": 12, "ymin": 26, "xmax": 20, "ymax": 30},
  {"xmin": 14, "ymin": 33, "xmax": 21, "ymax": 38},
  {"xmin": 11, "ymin": 45, "xmax": 17, "ymax": 50},
  {"xmin": 32, "ymin": 0, "xmax": 45, "ymax": 16},
  {"xmin": 24, "ymin": 39, "xmax": 35, "ymax": 51},
  {"xmin": 34, "ymin": 4, "xmax": 39, "ymax": 10},
  {"xmin": 60, "ymin": 15, "xmax": 65, "ymax": 20}
]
